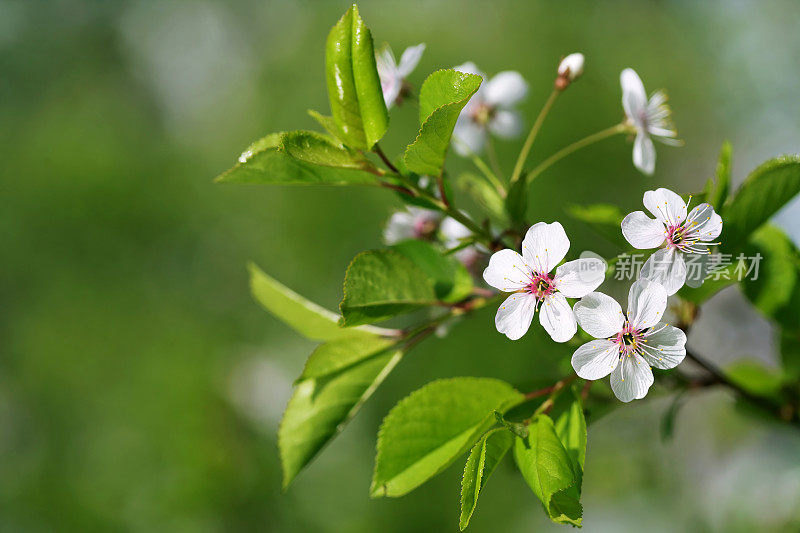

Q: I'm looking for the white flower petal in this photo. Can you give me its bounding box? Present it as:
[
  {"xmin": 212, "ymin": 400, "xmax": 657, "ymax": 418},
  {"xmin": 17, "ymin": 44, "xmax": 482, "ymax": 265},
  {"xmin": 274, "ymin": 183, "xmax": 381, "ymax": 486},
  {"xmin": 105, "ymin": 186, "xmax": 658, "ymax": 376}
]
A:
[
  {"xmin": 620, "ymin": 68, "xmax": 647, "ymax": 126},
  {"xmin": 554, "ymin": 258, "xmax": 606, "ymax": 298},
  {"xmin": 495, "ymin": 293, "xmax": 537, "ymax": 340},
  {"xmin": 397, "ymin": 43, "xmax": 425, "ymax": 77},
  {"xmin": 488, "ymin": 109, "xmax": 523, "ymax": 139},
  {"xmin": 639, "ymin": 247, "xmax": 687, "ymax": 296},
  {"xmin": 521, "ymin": 222, "xmax": 570, "ymax": 274},
  {"xmin": 640, "ymin": 323, "xmax": 686, "ymax": 369},
  {"xmin": 621, "ymin": 210, "xmax": 667, "ymax": 249},
  {"xmin": 482, "ymin": 249, "xmax": 531, "ymax": 292},
  {"xmin": 633, "ymin": 133, "xmax": 656, "ymax": 175},
  {"xmin": 643, "ymin": 188, "xmax": 687, "ymax": 226},
  {"xmin": 686, "ymin": 203, "xmax": 723, "ymax": 241},
  {"xmin": 627, "ymin": 278, "xmax": 668, "ymax": 331},
  {"xmin": 440, "ymin": 216, "xmax": 471, "ymax": 245},
  {"xmin": 558, "ymin": 53, "xmax": 585, "ymax": 80},
  {"xmin": 610, "ymin": 353, "xmax": 654, "ymax": 402},
  {"xmin": 453, "ymin": 118, "xmax": 486, "ymax": 156},
  {"xmin": 571, "ymin": 340, "xmax": 620, "ymax": 380},
  {"xmin": 382, "ymin": 79, "xmax": 402, "ymax": 108},
  {"xmin": 539, "ymin": 293, "xmax": 577, "ymax": 343},
  {"xmin": 484, "ymin": 71, "xmax": 528, "ymax": 107},
  {"xmin": 573, "ymin": 292, "xmax": 625, "ymax": 338},
  {"xmin": 684, "ymin": 252, "xmax": 712, "ymax": 288}
]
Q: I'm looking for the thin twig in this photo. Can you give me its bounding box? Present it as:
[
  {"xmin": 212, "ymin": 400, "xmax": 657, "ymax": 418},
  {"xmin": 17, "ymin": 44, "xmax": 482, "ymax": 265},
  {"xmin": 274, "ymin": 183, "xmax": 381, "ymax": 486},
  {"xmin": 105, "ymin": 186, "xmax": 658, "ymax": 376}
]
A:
[
  {"xmin": 373, "ymin": 143, "xmax": 399, "ymax": 174},
  {"xmin": 509, "ymin": 89, "xmax": 559, "ymax": 186}
]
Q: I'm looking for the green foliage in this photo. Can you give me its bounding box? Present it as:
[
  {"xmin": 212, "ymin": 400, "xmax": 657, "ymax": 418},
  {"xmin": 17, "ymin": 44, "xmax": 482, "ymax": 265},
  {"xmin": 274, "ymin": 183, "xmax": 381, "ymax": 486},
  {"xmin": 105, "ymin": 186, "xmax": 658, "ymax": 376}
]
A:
[
  {"xmin": 660, "ymin": 390, "xmax": 686, "ymax": 442},
  {"xmin": 741, "ymin": 224, "xmax": 799, "ymax": 318},
  {"xmin": 702, "ymin": 140, "xmax": 732, "ymax": 209},
  {"xmin": 280, "ymin": 130, "xmax": 370, "ymax": 169},
  {"xmin": 459, "ymin": 428, "xmax": 514, "ymax": 530},
  {"xmin": 492, "ymin": 410, "xmax": 529, "ymax": 439},
  {"xmin": 724, "ymin": 360, "xmax": 784, "ymax": 398},
  {"xmin": 554, "ymin": 392, "xmax": 587, "ymax": 473},
  {"xmin": 307, "ymin": 109, "xmax": 340, "ymax": 138},
  {"xmin": 248, "ymin": 262, "xmax": 350, "ymax": 341},
  {"xmin": 566, "ymin": 203, "xmax": 627, "ymax": 249},
  {"xmin": 371, "ymin": 378, "xmax": 523, "ymax": 498},
  {"xmin": 339, "ymin": 249, "xmax": 439, "ymax": 326},
  {"xmin": 721, "ymin": 155, "xmax": 800, "ymax": 251},
  {"xmin": 279, "ymin": 332, "xmax": 403, "ymax": 488},
  {"xmin": 513, "ymin": 415, "xmax": 583, "ymax": 526},
  {"xmin": 216, "ymin": 132, "xmax": 378, "ymax": 185},
  {"xmin": 505, "ymin": 170, "xmax": 528, "ymax": 225},
  {"xmin": 404, "ymin": 70, "xmax": 482, "ymax": 175},
  {"xmin": 458, "ymin": 172, "xmax": 509, "ymax": 224},
  {"xmin": 325, "ymin": 5, "xmax": 388, "ymax": 150},
  {"xmin": 393, "ymin": 240, "xmax": 473, "ymax": 303}
]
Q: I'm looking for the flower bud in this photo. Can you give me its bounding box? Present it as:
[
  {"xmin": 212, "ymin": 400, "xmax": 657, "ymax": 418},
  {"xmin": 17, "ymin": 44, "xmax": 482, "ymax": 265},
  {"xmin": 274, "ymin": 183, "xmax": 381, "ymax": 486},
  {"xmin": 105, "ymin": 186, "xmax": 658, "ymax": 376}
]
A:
[{"xmin": 555, "ymin": 53, "xmax": 584, "ymax": 90}]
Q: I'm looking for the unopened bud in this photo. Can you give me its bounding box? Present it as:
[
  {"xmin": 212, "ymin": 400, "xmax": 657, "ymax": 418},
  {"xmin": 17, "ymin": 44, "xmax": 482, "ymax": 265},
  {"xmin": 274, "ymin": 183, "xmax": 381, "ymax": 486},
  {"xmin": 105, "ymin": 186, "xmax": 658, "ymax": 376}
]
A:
[{"xmin": 555, "ymin": 53, "xmax": 584, "ymax": 90}]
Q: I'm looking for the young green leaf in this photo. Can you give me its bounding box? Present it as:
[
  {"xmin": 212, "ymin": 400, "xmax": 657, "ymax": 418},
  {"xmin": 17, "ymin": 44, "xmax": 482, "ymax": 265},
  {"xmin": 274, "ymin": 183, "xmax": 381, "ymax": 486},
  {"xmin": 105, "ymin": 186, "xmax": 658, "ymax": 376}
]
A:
[
  {"xmin": 307, "ymin": 109, "xmax": 341, "ymax": 139},
  {"xmin": 280, "ymin": 339, "xmax": 403, "ymax": 489},
  {"xmin": 299, "ymin": 329, "xmax": 396, "ymax": 380},
  {"xmin": 392, "ymin": 240, "xmax": 473, "ymax": 303},
  {"xmin": 279, "ymin": 130, "xmax": 370, "ymax": 170},
  {"xmin": 741, "ymin": 224, "xmax": 799, "ymax": 319},
  {"xmin": 708, "ymin": 140, "xmax": 732, "ymax": 209},
  {"xmin": 216, "ymin": 132, "xmax": 377, "ymax": 185},
  {"xmin": 505, "ymin": 170, "xmax": 528, "ymax": 225},
  {"xmin": 339, "ymin": 249, "xmax": 438, "ymax": 326},
  {"xmin": 724, "ymin": 359, "xmax": 784, "ymax": 398},
  {"xmin": 721, "ymin": 154, "xmax": 800, "ymax": 251},
  {"xmin": 554, "ymin": 392, "xmax": 587, "ymax": 474},
  {"xmin": 566, "ymin": 203, "xmax": 627, "ymax": 249},
  {"xmin": 371, "ymin": 377, "xmax": 523, "ymax": 498},
  {"xmin": 660, "ymin": 390, "xmax": 686, "ymax": 443},
  {"xmin": 458, "ymin": 172, "xmax": 509, "ymax": 225},
  {"xmin": 404, "ymin": 70, "xmax": 482, "ymax": 176},
  {"xmin": 325, "ymin": 4, "xmax": 388, "ymax": 150},
  {"xmin": 513, "ymin": 415, "xmax": 583, "ymax": 526},
  {"xmin": 459, "ymin": 428, "xmax": 514, "ymax": 530},
  {"xmin": 248, "ymin": 262, "xmax": 351, "ymax": 341}
]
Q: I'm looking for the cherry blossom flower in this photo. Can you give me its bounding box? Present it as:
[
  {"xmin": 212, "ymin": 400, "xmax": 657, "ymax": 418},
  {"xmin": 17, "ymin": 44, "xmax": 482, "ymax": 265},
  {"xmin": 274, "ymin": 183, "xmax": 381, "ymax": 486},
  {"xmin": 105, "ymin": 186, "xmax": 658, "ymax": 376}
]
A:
[
  {"xmin": 376, "ymin": 43, "xmax": 425, "ymax": 108},
  {"xmin": 482, "ymin": 222, "xmax": 606, "ymax": 342},
  {"xmin": 620, "ymin": 68, "xmax": 679, "ymax": 175},
  {"xmin": 383, "ymin": 207, "xmax": 441, "ymax": 244},
  {"xmin": 621, "ymin": 187, "xmax": 723, "ymax": 295},
  {"xmin": 557, "ymin": 53, "xmax": 584, "ymax": 82},
  {"xmin": 440, "ymin": 216, "xmax": 483, "ymax": 269},
  {"xmin": 452, "ymin": 62, "xmax": 528, "ymax": 155},
  {"xmin": 571, "ymin": 278, "xmax": 686, "ymax": 402}
]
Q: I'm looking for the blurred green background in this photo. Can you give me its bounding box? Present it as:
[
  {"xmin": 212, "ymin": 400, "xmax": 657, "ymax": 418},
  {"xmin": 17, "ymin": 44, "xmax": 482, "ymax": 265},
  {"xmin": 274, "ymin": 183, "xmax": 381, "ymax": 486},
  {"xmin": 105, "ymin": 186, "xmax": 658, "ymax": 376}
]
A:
[{"xmin": 2, "ymin": 0, "xmax": 800, "ymax": 531}]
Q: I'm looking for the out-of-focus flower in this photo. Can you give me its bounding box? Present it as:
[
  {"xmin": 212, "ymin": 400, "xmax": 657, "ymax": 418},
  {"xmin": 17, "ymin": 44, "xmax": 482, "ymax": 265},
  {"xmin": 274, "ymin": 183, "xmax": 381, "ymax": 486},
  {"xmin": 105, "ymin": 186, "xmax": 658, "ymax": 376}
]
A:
[
  {"xmin": 571, "ymin": 278, "xmax": 686, "ymax": 402},
  {"xmin": 383, "ymin": 206, "xmax": 442, "ymax": 244},
  {"xmin": 482, "ymin": 222, "xmax": 605, "ymax": 342},
  {"xmin": 440, "ymin": 216, "xmax": 482, "ymax": 268},
  {"xmin": 376, "ymin": 43, "xmax": 425, "ymax": 108},
  {"xmin": 620, "ymin": 68, "xmax": 679, "ymax": 175},
  {"xmin": 621, "ymin": 187, "xmax": 723, "ymax": 294},
  {"xmin": 452, "ymin": 62, "xmax": 528, "ymax": 155}
]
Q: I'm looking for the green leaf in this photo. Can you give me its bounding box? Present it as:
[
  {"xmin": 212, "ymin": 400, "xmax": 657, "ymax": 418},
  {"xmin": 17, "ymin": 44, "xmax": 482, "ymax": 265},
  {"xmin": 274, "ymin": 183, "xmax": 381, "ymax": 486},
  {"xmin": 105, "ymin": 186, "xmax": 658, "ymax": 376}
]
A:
[
  {"xmin": 705, "ymin": 140, "xmax": 732, "ymax": 209},
  {"xmin": 721, "ymin": 154, "xmax": 800, "ymax": 251},
  {"xmin": 404, "ymin": 70, "xmax": 482, "ymax": 176},
  {"xmin": 459, "ymin": 428, "xmax": 514, "ymax": 530},
  {"xmin": 325, "ymin": 4, "xmax": 388, "ymax": 150},
  {"xmin": 280, "ymin": 337, "xmax": 403, "ymax": 488},
  {"xmin": 505, "ymin": 171, "xmax": 528, "ymax": 225},
  {"xmin": 567, "ymin": 203, "xmax": 627, "ymax": 249},
  {"xmin": 513, "ymin": 415, "xmax": 583, "ymax": 526},
  {"xmin": 307, "ymin": 109, "xmax": 340, "ymax": 139},
  {"xmin": 280, "ymin": 130, "xmax": 370, "ymax": 170},
  {"xmin": 779, "ymin": 329, "xmax": 800, "ymax": 380},
  {"xmin": 393, "ymin": 240, "xmax": 473, "ymax": 303},
  {"xmin": 677, "ymin": 268, "xmax": 736, "ymax": 304},
  {"xmin": 725, "ymin": 359, "xmax": 784, "ymax": 398},
  {"xmin": 741, "ymin": 224, "xmax": 799, "ymax": 319},
  {"xmin": 371, "ymin": 377, "xmax": 523, "ymax": 498},
  {"xmin": 458, "ymin": 172, "xmax": 508, "ymax": 225},
  {"xmin": 216, "ymin": 132, "xmax": 377, "ymax": 185},
  {"xmin": 339, "ymin": 249, "xmax": 438, "ymax": 326},
  {"xmin": 659, "ymin": 390, "xmax": 686, "ymax": 443},
  {"xmin": 299, "ymin": 329, "xmax": 396, "ymax": 380},
  {"xmin": 492, "ymin": 410, "xmax": 528, "ymax": 439},
  {"xmin": 554, "ymin": 392, "xmax": 587, "ymax": 473},
  {"xmin": 248, "ymin": 262, "xmax": 349, "ymax": 341}
]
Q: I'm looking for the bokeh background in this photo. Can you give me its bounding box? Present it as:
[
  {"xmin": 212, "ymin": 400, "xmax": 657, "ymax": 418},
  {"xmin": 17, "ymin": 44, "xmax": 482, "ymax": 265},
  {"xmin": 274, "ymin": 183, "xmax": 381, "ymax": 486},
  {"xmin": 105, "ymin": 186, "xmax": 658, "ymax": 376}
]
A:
[{"xmin": 2, "ymin": 0, "xmax": 800, "ymax": 531}]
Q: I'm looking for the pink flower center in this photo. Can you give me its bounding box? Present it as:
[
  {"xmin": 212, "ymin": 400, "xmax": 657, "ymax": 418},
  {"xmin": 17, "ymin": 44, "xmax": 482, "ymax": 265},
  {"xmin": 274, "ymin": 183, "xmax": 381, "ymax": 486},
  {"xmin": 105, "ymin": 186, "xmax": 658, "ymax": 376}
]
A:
[
  {"xmin": 525, "ymin": 272, "xmax": 556, "ymax": 299},
  {"xmin": 613, "ymin": 322, "xmax": 644, "ymax": 357}
]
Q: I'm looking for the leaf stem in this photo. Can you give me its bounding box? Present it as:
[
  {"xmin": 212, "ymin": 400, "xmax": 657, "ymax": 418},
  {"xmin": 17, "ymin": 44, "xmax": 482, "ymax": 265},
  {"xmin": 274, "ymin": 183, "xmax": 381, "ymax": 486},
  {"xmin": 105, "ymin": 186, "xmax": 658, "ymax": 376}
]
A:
[
  {"xmin": 452, "ymin": 135, "xmax": 506, "ymax": 195},
  {"xmin": 509, "ymin": 89, "xmax": 559, "ymax": 186},
  {"xmin": 525, "ymin": 122, "xmax": 629, "ymax": 186},
  {"xmin": 373, "ymin": 143, "xmax": 400, "ymax": 174}
]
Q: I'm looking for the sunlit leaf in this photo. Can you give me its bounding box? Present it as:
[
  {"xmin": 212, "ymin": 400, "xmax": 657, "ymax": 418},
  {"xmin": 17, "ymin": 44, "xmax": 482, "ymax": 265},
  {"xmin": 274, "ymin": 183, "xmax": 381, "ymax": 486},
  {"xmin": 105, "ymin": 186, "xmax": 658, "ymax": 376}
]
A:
[
  {"xmin": 393, "ymin": 240, "xmax": 473, "ymax": 303},
  {"xmin": 371, "ymin": 378, "xmax": 523, "ymax": 497},
  {"xmin": 741, "ymin": 224, "xmax": 798, "ymax": 318},
  {"xmin": 325, "ymin": 4, "xmax": 388, "ymax": 150},
  {"xmin": 459, "ymin": 428, "xmax": 514, "ymax": 530},
  {"xmin": 404, "ymin": 70, "xmax": 482, "ymax": 176},
  {"xmin": 280, "ymin": 130, "xmax": 370, "ymax": 169}
]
